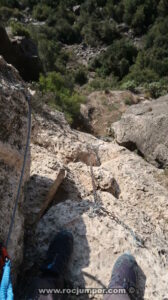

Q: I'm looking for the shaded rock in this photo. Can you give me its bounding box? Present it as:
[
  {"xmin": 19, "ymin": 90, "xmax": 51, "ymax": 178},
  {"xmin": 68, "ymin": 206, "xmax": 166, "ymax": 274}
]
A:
[
  {"xmin": 0, "ymin": 57, "xmax": 30, "ymax": 278},
  {"xmin": 25, "ymin": 162, "xmax": 66, "ymax": 226},
  {"xmin": 112, "ymin": 94, "xmax": 168, "ymax": 168},
  {"xmin": 73, "ymin": 5, "xmax": 80, "ymax": 15},
  {"xmin": 0, "ymin": 26, "xmax": 42, "ymax": 81}
]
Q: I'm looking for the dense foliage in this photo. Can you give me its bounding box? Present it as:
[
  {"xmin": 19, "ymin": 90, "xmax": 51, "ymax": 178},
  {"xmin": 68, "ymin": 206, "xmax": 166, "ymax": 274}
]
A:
[
  {"xmin": 1, "ymin": 0, "xmax": 168, "ymax": 121},
  {"xmin": 39, "ymin": 72, "xmax": 85, "ymax": 124}
]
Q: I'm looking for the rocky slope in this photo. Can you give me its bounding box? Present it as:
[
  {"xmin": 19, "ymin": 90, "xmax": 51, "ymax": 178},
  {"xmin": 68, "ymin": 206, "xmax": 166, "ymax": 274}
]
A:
[
  {"xmin": 20, "ymin": 100, "xmax": 168, "ymax": 299},
  {"xmin": 0, "ymin": 57, "xmax": 30, "ymax": 278},
  {"xmin": 1, "ymin": 55, "xmax": 168, "ymax": 300}
]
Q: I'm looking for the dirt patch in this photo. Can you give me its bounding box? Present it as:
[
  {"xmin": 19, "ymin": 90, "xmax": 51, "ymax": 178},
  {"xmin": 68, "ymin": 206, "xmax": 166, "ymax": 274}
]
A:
[{"xmin": 80, "ymin": 90, "xmax": 146, "ymax": 137}]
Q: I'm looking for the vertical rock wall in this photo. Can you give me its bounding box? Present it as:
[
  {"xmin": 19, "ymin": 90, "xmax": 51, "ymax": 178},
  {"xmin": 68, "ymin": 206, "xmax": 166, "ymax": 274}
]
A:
[{"xmin": 0, "ymin": 56, "xmax": 30, "ymax": 277}]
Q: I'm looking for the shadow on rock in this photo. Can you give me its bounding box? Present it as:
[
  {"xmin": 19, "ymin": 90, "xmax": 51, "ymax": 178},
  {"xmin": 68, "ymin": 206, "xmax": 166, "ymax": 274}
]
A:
[
  {"xmin": 16, "ymin": 202, "xmax": 91, "ymax": 300},
  {"xmin": 16, "ymin": 171, "xmax": 92, "ymax": 300}
]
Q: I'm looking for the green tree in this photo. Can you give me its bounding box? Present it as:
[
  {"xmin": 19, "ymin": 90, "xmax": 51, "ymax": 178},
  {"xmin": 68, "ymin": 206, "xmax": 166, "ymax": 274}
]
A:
[
  {"xmin": 132, "ymin": 5, "xmax": 146, "ymax": 34},
  {"xmin": 37, "ymin": 39, "xmax": 67, "ymax": 73},
  {"xmin": 124, "ymin": 0, "xmax": 158, "ymax": 34},
  {"xmin": 99, "ymin": 21, "xmax": 120, "ymax": 44},
  {"xmin": 124, "ymin": 0, "xmax": 138, "ymax": 25}
]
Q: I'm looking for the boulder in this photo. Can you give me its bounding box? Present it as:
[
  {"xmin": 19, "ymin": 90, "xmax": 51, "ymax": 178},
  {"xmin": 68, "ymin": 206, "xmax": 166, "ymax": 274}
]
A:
[
  {"xmin": 0, "ymin": 57, "xmax": 30, "ymax": 278},
  {"xmin": 0, "ymin": 26, "xmax": 42, "ymax": 81},
  {"xmin": 112, "ymin": 95, "xmax": 168, "ymax": 168}
]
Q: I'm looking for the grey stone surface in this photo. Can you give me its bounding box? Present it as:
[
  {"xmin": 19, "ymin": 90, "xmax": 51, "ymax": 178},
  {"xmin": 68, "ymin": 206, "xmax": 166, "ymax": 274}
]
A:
[{"xmin": 112, "ymin": 95, "xmax": 168, "ymax": 168}]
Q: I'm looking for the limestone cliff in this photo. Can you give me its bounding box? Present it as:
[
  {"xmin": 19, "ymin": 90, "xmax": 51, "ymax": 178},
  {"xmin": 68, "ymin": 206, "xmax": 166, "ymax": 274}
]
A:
[{"xmin": 0, "ymin": 57, "xmax": 30, "ymax": 277}]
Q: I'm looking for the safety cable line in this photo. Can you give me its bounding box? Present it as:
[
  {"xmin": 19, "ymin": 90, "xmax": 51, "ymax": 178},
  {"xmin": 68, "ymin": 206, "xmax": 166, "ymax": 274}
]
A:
[{"xmin": 87, "ymin": 146, "xmax": 146, "ymax": 248}]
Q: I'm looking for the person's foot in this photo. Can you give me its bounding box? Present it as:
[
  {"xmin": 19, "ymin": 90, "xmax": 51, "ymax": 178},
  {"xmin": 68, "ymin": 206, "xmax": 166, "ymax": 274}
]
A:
[
  {"xmin": 109, "ymin": 253, "xmax": 137, "ymax": 298},
  {"xmin": 41, "ymin": 230, "xmax": 74, "ymax": 277}
]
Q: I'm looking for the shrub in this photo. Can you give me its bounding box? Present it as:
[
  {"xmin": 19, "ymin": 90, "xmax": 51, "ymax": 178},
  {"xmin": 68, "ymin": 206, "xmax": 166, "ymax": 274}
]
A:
[
  {"xmin": 147, "ymin": 82, "xmax": 162, "ymax": 98},
  {"xmin": 119, "ymin": 58, "xmax": 130, "ymax": 78},
  {"xmin": 99, "ymin": 21, "xmax": 120, "ymax": 44},
  {"xmin": 145, "ymin": 81, "xmax": 168, "ymax": 98},
  {"xmin": 123, "ymin": 0, "xmax": 138, "ymax": 25},
  {"xmin": 0, "ymin": 7, "xmax": 12, "ymax": 22},
  {"xmin": 141, "ymin": 49, "xmax": 168, "ymax": 77},
  {"xmin": 158, "ymin": 0, "xmax": 168, "ymax": 16},
  {"xmin": 55, "ymin": 19, "xmax": 80, "ymax": 44},
  {"xmin": 0, "ymin": 7, "xmax": 22, "ymax": 22},
  {"xmin": 39, "ymin": 72, "xmax": 65, "ymax": 93},
  {"xmin": 131, "ymin": 5, "xmax": 146, "ymax": 35},
  {"xmin": 61, "ymin": 92, "xmax": 85, "ymax": 124},
  {"xmin": 94, "ymin": 38, "xmax": 137, "ymax": 79},
  {"xmin": 144, "ymin": 77, "xmax": 168, "ymax": 98},
  {"xmin": 37, "ymin": 39, "xmax": 63, "ymax": 72},
  {"xmin": 81, "ymin": 0, "xmax": 98, "ymax": 15},
  {"xmin": 39, "ymin": 72, "xmax": 85, "ymax": 124},
  {"xmin": 81, "ymin": 19, "xmax": 100, "ymax": 46},
  {"xmin": 103, "ymin": 0, "xmax": 124, "ymax": 23},
  {"xmin": 3, "ymin": 0, "xmax": 168, "ymax": 94},
  {"xmin": 32, "ymin": 4, "xmax": 52, "ymax": 21},
  {"xmin": 74, "ymin": 67, "xmax": 88, "ymax": 85},
  {"xmin": 141, "ymin": 18, "xmax": 168, "ymax": 77},
  {"xmin": 89, "ymin": 75, "xmax": 119, "ymax": 91},
  {"xmin": 121, "ymin": 80, "xmax": 136, "ymax": 92},
  {"xmin": 124, "ymin": 68, "xmax": 159, "ymax": 85},
  {"xmin": 123, "ymin": 0, "xmax": 158, "ymax": 35},
  {"xmin": 10, "ymin": 21, "xmax": 30, "ymax": 37}
]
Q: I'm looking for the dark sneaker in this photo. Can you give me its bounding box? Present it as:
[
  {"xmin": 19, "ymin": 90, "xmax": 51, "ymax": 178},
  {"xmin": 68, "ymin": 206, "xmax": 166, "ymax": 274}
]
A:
[
  {"xmin": 41, "ymin": 230, "xmax": 74, "ymax": 277},
  {"xmin": 109, "ymin": 253, "xmax": 137, "ymax": 298}
]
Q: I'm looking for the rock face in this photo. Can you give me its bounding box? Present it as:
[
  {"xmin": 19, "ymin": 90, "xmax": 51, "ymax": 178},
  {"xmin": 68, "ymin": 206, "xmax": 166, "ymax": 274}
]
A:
[
  {"xmin": 112, "ymin": 95, "xmax": 168, "ymax": 168},
  {"xmin": 0, "ymin": 57, "xmax": 30, "ymax": 277},
  {"xmin": 21, "ymin": 103, "xmax": 168, "ymax": 300},
  {"xmin": 0, "ymin": 26, "xmax": 42, "ymax": 81}
]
